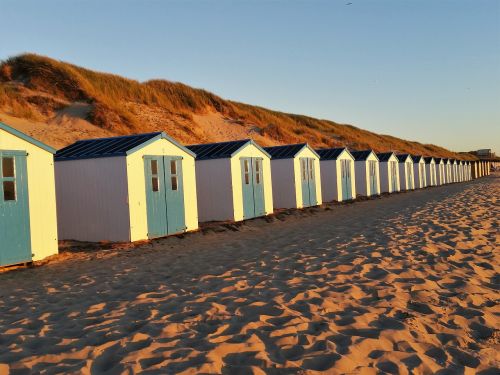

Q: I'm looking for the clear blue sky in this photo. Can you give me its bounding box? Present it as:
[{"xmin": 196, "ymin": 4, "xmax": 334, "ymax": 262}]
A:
[{"xmin": 1, "ymin": 0, "xmax": 499, "ymax": 152}]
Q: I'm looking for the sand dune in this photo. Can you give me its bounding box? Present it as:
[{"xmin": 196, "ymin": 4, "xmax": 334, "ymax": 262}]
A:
[{"xmin": 0, "ymin": 176, "xmax": 498, "ymax": 374}]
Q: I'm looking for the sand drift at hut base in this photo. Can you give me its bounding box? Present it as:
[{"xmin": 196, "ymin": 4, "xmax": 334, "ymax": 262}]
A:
[{"xmin": 0, "ymin": 175, "xmax": 498, "ymax": 374}]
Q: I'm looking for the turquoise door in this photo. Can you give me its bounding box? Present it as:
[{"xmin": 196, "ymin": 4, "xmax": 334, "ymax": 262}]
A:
[
  {"xmin": 144, "ymin": 156, "xmax": 186, "ymax": 239},
  {"xmin": 300, "ymin": 158, "xmax": 317, "ymax": 207},
  {"xmin": 0, "ymin": 151, "xmax": 32, "ymax": 266},
  {"xmin": 341, "ymin": 160, "xmax": 352, "ymax": 200},
  {"xmin": 241, "ymin": 158, "xmax": 265, "ymax": 219},
  {"xmin": 369, "ymin": 161, "xmax": 378, "ymax": 196}
]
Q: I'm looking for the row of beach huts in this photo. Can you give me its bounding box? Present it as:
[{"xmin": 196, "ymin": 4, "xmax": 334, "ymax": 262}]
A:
[{"xmin": 0, "ymin": 122, "xmax": 493, "ymax": 267}]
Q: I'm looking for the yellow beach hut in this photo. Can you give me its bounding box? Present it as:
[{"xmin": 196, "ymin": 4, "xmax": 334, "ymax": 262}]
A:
[
  {"xmin": 55, "ymin": 132, "xmax": 198, "ymax": 242},
  {"xmin": 0, "ymin": 122, "xmax": 58, "ymax": 266},
  {"xmin": 264, "ymin": 144, "xmax": 322, "ymax": 209},
  {"xmin": 187, "ymin": 139, "xmax": 273, "ymax": 223},
  {"xmin": 316, "ymin": 148, "xmax": 356, "ymax": 202}
]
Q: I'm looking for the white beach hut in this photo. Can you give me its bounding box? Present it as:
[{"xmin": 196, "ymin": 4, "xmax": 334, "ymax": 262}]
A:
[
  {"xmin": 451, "ymin": 159, "xmax": 459, "ymax": 183},
  {"xmin": 396, "ymin": 154, "xmax": 414, "ymax": 190},
  {"xmin": 264, "ymin": 144, "xmax": 322, "ymax": 209},
  {"xmin": 187, "ymin": 139, "xmax": 273, "ymax": 222},
  {"xmin": 434, "ymin": 158, "xmax": 446, "ymax": 185},
  {"xmin": 412, "ymin": 155, "xmax": 427, "ymax": 188},
  {"xmin": 55, "ymin": 132, "xmax": 198, "ymax": 242},
  {"xmin": 0, "ymin": 122, "xmax": 58, "ymax": 266},
  {"xmin": 376, "ymin": 152, "xmax": 401, "ymax": 193},
  {"xmin": 424, "ymin": 157, "xmax": 437, "ymax": 186},
  {"xmin": 316, "ymin": 148, "xmax": 356, "ymax": 202},
  {"xmin": 459, "ymin": 160, "xmax": 465, "ymax": 182},
  {"xmin": 350, "ymin": 150, "xmax": 380, "ymax": 197}
]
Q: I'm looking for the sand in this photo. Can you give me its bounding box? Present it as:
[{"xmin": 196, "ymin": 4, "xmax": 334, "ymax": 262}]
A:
[{"xmin": 0, "ymin": 175, "xmax": 498, "ymax": 374}]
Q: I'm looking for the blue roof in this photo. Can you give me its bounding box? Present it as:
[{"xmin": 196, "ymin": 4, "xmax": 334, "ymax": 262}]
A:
[
  {"xmin": 55, "ymin": 132, "xmax": 195, "ymax": 161},
  {"xmin": 376, "ymin": 152, "xmax": 396, "ymax": 162},
  {"xmin": 412, "ymin": 155, "xmax": 424, "ymax": 163},
  {"xmin": 264, "ymin": 143, "xmax": 319, "ymax": 159},
  {"xmin": 350, "ymin": 150, "xmax": 377, "ymax": 161},
  {"xmin": 0, "ymin": 122, "xmax": 56, "ymax": 154},
  {"xmin": 424, "ymin": 156, "xmax": 435, "ymax": 164},
  {"xmin": 186, "ymin": 139, "xmax": 270, "ymax": 160},
  {"xmin": 316, "ymin": 147, "xmax": 353, "ymax": 160}
]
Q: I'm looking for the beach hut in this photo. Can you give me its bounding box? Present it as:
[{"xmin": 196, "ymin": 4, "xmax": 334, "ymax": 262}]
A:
[
  {"xmin": 55, "ymin": 132, "xmax": 198, "ymax": 242},
  {"xmin": 187, "ymin": 139, "xmax": 273, "ymax": 222},
  {"xmin": 434, "ymin": 158, "xmax": 446, "ymax": 185},
  {"xmin": 442, "ymin": 158, "xmax": 451, "ymax": 184},
  {"xmin": 451, "ymin": 159, "xmax": 459, "ymax": 183},
  {"xmin": 0, "ymin": 122, "xmax": 58, "ymax": 266},
  {"xmin": 264, "ymin": 144, "xmax": 321, "ymax": 209},
  {"xmin": 351, "ymin": 150, "xmax": 380, "ymax": 197},
  {"xmin": 396, "ymin": 154, "xmax": 414, "ymax": 190},
  {"xmin": 412, "ymin": 155, "xmax": 427, "ymax": 188},
  {"xmin": 376, "ymin": 152, "xmax": 400, "ymax": 193},
  {"xmin": 424, "ymin": 157, "xmax": 437, "ymax": 186},
  {"xmin": 465, "ymin": 161, "xmax": 471, "ymax": 181},
  {"xmin": 316, "ymin": 148, "xmax": 356, "ymax": 202}
]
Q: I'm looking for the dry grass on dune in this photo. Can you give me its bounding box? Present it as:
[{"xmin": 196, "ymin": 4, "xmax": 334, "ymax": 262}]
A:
[{"xmin": 0, "ymin": 53, "xmax": 476, "ymax": 158}]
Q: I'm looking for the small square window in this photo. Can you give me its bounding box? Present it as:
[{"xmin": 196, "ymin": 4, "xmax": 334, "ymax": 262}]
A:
[
  {"xmin": 151, "ymin": 160, "xmax": 158, "ymax": 175},
  {"xmin": 170, "ymin": 160, "xmax": 177, "ymax": 175},
  {"xmin": 152, "ymin": 177, "xmax": 159, "ymax": 192},
  {"xmin": 3, "ymin": 181, "xmax": 16, "ymax": 201},
  {"xmin": 171, "ymin": 176, "xmax": 178, "ymax": 191},
  {"xmin": 244, "ymin": 173, "xmax": 250, "ymax": 185},
  {"xmin": 2, "ymin": 157, "xmax": 14, "ymax": 178}
]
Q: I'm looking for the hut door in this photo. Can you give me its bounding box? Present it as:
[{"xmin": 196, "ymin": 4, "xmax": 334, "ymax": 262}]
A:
[
  {"xmin": 341, "ymin": 160, "xmax": 352, "ymax": 200},
  {"xmin": 240, "ymin": 158, "xmax": 265, "ymax": 219},
  {"xmin": 406, "ymin": 163, "xmax": 413, "ymax": 189},
  {"xmin": 369, "ymin": 160, "xmax": 378, "ymax": 196},
  {"xmin": 0, "ymin": 151, "xmax": 32, "ymax": 266},
  {"xmin": 144, "ymin": 156, "xmax": 185, "ymax": 239},
  {"xmin": 390, "ymin": 161, "xmax": 398, "ymax": 192},
  {"xmin": 300, "ymin": 158, "xmax": 317, "ymax": 207}
]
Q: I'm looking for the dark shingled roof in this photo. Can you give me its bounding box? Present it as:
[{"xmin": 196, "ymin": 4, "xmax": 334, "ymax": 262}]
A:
[
  {"xmin": 396, "ymin": 154, "xmax": 412, "ymax": 163},
  {"xmin": 56, "ymin": 132, "xmax": 164, "ymax": 161},
  {"xmin": 434, "ymin": 157, "xmax": 442, "ymax": 163},
  {"xmin": 186, "ymin": 139, "xmax": 252, "ymax": 160},
  {"xmin": 350, "ymin": 150, "xmax": 374, "ymax": 161},
  {"xmin": 424, "ymin": 157, "xmax": 435, "ymax": 164},
  {"xmin": 264, "ymin": 143, "xmax": 308, "ymax": 159},
  {"xmin": 412, "ymin": 155, "xmax": 424, "ymax": 163},
  {"xmin": 376, "ymin": 152, "xmax": 395, "ymax": 162},
  {"xmin": 316, "ymin": 148, "xmax": 350, "ymax": 160}
]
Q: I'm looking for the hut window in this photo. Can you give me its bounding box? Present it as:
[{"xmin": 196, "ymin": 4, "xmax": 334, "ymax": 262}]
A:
[
  {"xmin": 152, "ymin": 177, "xmax": 159, "ymax": 192},
  {"xmin": 171, "ymin": 176, "xmax": 178, "ymax": 191},
  {"xmin": 2, "ymin": 157, "xmax": 14, "ymax": 178},
  {"xmin": 170, "ymin": 160, "xmax": 177, "ymax": 175},
  {"xmin": 3, "ymin": 181, "xmax": 16, "ymax": 201},
  {"xmin": 309, "ymin": 159, "xmax": 314, "ymax": 180},
  {"xmin": 151, "ymin": 160, "xmax": 158, "ymax": 175},
  {"xmin": 301, "ymin": 159, "xmax": 307, "ymax": 180},
  {"xmin": 244, "ymin": 160, "xmax": 250, "ymax": 185},
  {"xmin": 255, "ymin": 159, "xmax": 261, "ymax": 184}
]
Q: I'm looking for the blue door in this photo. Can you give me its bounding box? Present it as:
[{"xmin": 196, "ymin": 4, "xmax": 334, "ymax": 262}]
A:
[
  {"xmin": 0, "ymin": 151, "xmax": 32, "ymax": 266},
  {"xmin": 144, "ymin": 156, "xmax": 186, "ymax": 239},
  {"xmin": 341, "ymin": 160, "xmax": 352, "ymax": 200},
  {"xmin": 241, "ymin": 158, "xmax": 266, "ymax": 219},
  {"xmin": 300, "ymin": 158, "xmax": 317, "ymax": 207},
  {"xmin": 369, "ymin": 160, "xmax": 378, "ymax": 196}
]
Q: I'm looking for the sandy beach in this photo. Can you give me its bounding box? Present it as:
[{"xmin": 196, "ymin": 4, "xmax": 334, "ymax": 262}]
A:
[{"xmin": 0, "ymin": 175, "xmax": 498, "ymax": 374}]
